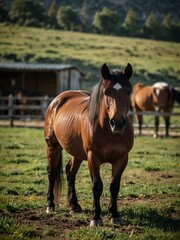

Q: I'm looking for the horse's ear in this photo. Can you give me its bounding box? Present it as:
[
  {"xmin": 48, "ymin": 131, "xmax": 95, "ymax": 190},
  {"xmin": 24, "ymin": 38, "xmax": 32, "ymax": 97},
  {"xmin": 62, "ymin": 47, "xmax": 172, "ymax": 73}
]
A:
[
  {"xmin": 101, "ymin": 63, "xmax": 110, "ymax": 79},
  {"xmin": 124, "ymin": 63, "xmax": 133, "ymax": 79}
]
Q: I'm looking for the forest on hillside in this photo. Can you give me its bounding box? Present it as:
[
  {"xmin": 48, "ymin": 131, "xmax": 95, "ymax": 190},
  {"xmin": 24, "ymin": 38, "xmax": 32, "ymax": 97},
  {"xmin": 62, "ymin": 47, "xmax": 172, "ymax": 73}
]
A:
[{"xmin": 1, "ymin": 0, "xmax": 180, "ymax": 42}]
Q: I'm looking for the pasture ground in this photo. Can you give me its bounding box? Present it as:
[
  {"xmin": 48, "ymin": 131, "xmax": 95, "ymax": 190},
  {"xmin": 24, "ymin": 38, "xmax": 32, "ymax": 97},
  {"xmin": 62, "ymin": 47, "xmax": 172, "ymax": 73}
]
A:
[{"xmin": 0, "ymin": 127, "xmax": 179, "ymax": 239}]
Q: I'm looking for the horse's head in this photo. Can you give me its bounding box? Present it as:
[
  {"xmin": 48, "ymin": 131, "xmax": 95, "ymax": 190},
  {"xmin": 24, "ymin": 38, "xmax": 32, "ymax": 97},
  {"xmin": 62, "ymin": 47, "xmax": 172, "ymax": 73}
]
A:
[
  {"xmin": 101, "ymin": 63, "xmax": 133, "ymax": 134},
  {"xmin": 152, "ymin": 82, "xmax": 170, "ymax": 110}
]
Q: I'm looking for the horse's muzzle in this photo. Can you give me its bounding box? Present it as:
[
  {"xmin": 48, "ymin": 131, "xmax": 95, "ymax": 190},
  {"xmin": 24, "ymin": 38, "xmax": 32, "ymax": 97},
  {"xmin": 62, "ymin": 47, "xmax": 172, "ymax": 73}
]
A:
[{"xmin": 109, "ymin": 117, "xmax": 127, "ymax": 134}]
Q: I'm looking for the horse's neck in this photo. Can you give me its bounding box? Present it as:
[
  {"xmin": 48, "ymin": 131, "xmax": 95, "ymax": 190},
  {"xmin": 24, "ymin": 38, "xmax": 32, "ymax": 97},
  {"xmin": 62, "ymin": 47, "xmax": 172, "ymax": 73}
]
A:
[{"xmin": 99, "ymin": 98, "xmax": 109, "ymax": 128}]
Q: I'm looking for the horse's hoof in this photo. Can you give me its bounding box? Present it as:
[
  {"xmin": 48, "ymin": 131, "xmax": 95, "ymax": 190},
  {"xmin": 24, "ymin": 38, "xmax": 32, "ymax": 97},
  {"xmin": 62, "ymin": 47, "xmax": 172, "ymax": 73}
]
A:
[
  {"xmin": 70, "ymin": 208, "xmax": 82, "ymax": 214},
  {"xmin": 69, "ymin": 204, "xmax": 82, "ymax": 213},
  {"xmin": 46, "ymin": 206, "xmax": 55, "ymax": 213},
  {"xmin": 110, "ymin": 217, "xmax": 123, "ymax": 225},
  {"xmin": 90, "ymin": 219, "xmax": 103, "ymax": 227}
]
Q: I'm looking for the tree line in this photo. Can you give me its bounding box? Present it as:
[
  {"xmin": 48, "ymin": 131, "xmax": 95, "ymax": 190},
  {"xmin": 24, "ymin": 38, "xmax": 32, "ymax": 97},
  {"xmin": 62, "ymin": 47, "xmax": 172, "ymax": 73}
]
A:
[{"xmin": 0, "ymin": 0, "xmax": 180, "ymax": 42}]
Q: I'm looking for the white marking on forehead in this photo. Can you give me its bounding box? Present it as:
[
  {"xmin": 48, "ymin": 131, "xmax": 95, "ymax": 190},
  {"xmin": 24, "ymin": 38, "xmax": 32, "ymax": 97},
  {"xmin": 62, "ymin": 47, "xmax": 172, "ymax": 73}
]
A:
[
  {"xmin": 155, "ymin": 88, "xmax": 160, "ymax": 96},
  {"xmin": 113, "ymin": 83, "xmax": 122, "ymax": 91}
]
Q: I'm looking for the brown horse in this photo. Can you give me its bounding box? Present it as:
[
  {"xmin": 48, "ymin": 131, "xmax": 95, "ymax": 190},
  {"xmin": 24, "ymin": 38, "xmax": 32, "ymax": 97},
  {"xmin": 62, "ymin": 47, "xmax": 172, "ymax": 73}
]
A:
[
  {"xmin": 131, "ymin": 82, "xmax": 175, "ymax": 137},
  {"xmin": 44, "ymin": 63, "xmax": 134, "ymax": 227},
  {"xmin": 16, "ymin": 88, "xmax": 41, "ymax": 116}
]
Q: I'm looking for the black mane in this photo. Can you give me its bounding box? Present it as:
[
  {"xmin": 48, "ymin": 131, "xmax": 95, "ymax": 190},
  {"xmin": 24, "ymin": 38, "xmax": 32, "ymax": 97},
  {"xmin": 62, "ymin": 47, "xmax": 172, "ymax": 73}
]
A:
[{"xmin": 88, "ymin": 79, "xmax": 103, "ymax": 127}]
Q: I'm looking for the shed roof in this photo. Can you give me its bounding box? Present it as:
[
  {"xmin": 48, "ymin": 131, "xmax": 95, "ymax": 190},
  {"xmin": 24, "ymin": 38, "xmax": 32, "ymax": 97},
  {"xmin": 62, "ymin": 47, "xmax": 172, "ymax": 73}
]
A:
[{"xmin": 0, "ymin": 62, "xmax": 84, "ymax": 75}]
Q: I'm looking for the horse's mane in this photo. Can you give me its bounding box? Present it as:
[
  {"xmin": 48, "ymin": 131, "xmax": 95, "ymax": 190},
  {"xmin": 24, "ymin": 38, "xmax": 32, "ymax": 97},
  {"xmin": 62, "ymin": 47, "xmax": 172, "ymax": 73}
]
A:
[{"xmin": 88, "ymin": 79, "xmax": 103, "ymax": 127}]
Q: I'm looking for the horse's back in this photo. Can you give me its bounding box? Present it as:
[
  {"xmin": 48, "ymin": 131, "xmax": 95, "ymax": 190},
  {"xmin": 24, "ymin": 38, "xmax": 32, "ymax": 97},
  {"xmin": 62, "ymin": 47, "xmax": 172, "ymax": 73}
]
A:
[
  {"xmin": 131, "ymin": 83, "xmax": 154, "ymax": 110},
  {"xmin": 132, "ymin": 82, "xmax": 172, "ymax": 111},
  {"xmin": 45, "ymin": 90, "xmax": 89, "ymax": 122},
  {"xmin": 44, "ymin": 90, "xmax": 90, "ymax": 160}
]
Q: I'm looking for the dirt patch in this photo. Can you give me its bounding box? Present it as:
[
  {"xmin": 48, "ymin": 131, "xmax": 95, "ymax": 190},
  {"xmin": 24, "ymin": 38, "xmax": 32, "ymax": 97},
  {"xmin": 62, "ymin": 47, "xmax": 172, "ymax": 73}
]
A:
[
  {"xmin": 1, "ymin": 195, "xmax": 178, "ymax": 239},
  {"xmin": 0, "ymin": 208, "xmax": 145, "ymax": 239},
  {"xmin": 0, "ymin": 208, "xmax": 87, "ymax": 239}
]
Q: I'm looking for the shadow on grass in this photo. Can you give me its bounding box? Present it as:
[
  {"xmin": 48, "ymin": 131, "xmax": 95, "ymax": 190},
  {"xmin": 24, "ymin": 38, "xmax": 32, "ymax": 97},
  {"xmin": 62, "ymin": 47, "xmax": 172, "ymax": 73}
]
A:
[
  {"xmin": 122, "ymin": 206, "xmax": 180, "ymax": 232},
  {"xmin": 83, "ymin": 207, "xmax": 179, "ymax": 232}
]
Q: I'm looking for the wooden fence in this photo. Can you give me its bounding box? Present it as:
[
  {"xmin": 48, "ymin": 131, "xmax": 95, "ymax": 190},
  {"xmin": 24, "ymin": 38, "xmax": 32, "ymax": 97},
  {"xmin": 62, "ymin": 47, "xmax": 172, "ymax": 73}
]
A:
[
  {"xmin": 0, "ymin": 95, "xmax": 52, "ymax": 126},
  {"xmin": 0, "ymin": 95, "xmax": 179, "ymax": 133}
]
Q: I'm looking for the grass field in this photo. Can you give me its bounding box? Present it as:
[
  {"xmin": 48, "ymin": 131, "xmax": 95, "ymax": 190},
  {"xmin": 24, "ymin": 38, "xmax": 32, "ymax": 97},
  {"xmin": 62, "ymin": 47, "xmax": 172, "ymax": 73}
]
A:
[
  {"xmin": 0, "ymin": 24, "xmax": 180, "ymax": 89},
  {"xmin": 0, "ymin": 126, "xmax": 179, "ymax": 239}
]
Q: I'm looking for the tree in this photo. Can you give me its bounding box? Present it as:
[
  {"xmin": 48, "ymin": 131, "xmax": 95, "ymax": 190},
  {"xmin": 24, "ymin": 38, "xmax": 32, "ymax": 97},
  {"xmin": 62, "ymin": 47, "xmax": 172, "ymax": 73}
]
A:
[
  {"xmin": 122, "ymin": 8, "xmax": 138, "ymax": 37},
  {"xmin": 81, "ymin": 0, "xmax": 89, "ymax": 31},
  {"xmin": 48, "ymin": 1, "xmax": 58, "ymax": 28},
  {"xmin": 8, "ymin": 0, "xmax": 45, "ymax": 27},
  {"xmin": 144, "ymin": 12, "xmax": 159, "ymax": 39},
  {"xmin": 57, "ymin": 5, "xmax": 81, "ymax": 31},
  {"xmin": 92, "ymin": 7, "xmax": 119, "ymax": 35},
  {"xmin": 171, "ymin": 22, "xmax": 180, "ymax": 42},
  {"xmin": 161, "ymin": 13, "xmax": 180, "ymax": 42},
  {"xmin": 161, "ymin": 13, "xmax": 173, "ymax": 41},
  {"xmin": 162, "ymin": 13, "xmax": 172, "ymax": 28},
  {"xmin": 0, "ymin": 0, "xmax": 9, "ymax": 22}
]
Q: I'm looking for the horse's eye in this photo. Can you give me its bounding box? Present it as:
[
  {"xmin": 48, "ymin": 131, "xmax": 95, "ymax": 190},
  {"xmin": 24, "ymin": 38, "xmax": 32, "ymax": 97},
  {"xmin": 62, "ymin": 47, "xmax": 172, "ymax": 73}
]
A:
[{"xmin": 104, "ymin": 88, "xmax": 111, "ymax": 96}]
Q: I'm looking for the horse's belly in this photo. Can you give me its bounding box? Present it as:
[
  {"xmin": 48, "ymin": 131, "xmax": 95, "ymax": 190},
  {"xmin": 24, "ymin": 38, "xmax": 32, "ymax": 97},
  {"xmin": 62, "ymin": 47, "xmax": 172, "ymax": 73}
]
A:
[
  {"xmin": 61, "ymin": 136, "xmax": 87, "ymax": 160},
  {"xmin": 136, "ymin": 94, "xmax": 154, "ymax": 111},
  {"xmin": 54, "ymin": 117, "xmax": 87, "ymax": 160}
]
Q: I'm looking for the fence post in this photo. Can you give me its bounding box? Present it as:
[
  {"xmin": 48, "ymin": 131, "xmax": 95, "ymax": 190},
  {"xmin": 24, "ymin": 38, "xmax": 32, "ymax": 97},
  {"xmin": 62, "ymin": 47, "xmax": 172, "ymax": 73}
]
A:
[
  {"xmin": 8, "ymin": 94, "xmax": 14, "ymax": 127},
  {"xmin": 41, "ymin": 95, "xmax": 49, "ymax": 117}
]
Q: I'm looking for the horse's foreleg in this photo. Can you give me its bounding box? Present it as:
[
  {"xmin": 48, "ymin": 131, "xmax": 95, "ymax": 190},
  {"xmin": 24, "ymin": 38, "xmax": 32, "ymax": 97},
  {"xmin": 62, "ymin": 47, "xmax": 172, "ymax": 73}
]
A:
[
  {"xmin": 66, "ymin": 157, "xmax": 83, "ymax": 213},
  {"xmin": 108, "ymin": 176, "xmax": 121, "ymax": 223},
  {"xmin": 108, "ymin": 155, "xmax": 128, "ymax": 225},
  {"xmin": 154, "ymin": 113, "xmax": 159, "ymax": 138},
  {"xmin": 163, "ymin": 114, "xmax": 170, "ymax": 137},
  {"xmin": 88, "ymin": 151, "xmax": 103, "ymax": 227}
]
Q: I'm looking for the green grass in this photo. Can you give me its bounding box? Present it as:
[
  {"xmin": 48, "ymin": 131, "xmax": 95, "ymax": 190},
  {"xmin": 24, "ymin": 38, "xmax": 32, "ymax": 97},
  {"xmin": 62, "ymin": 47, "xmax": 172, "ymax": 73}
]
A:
[
  {"xmin": 0, "ymin": 126, "xmax": 179, "ymax": 239},
  {"xmin": 0, "ymin": 24, "xmax": 180, "ymax": 89},
  {"xmin": 0, "ymin": 217, "xmax": 37, "ymax": 239}
]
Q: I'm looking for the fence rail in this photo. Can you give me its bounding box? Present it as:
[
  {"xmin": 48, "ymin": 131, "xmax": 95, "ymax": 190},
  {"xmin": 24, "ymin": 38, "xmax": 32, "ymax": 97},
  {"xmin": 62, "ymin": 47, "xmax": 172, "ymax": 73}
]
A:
[
  {"xmin": 0, "ymin": 95, "xmax": 179, "ymax": 130},
  {"xmin": 0, "ymin": 95, "xmax": 53, "ymax": 126}
]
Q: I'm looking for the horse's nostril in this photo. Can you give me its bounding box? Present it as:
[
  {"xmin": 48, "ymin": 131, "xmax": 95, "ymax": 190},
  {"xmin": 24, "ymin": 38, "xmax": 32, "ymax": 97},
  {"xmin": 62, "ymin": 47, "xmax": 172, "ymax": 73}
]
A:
[
  {"xmin": 109, "ymin": 117, "xmax": 127, "ymax": 134},
  {"xmin": 122, "ymin": 117, "xmax": 126, "ymax": 126},
  {"xmin": 109, "ymin": 118, "xmax": 115, "ymax": 127}
]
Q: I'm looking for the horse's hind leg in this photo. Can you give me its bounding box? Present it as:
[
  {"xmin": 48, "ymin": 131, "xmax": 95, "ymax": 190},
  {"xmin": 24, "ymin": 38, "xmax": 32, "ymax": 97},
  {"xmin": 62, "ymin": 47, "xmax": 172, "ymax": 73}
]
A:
[
  {"xmin": 135, "ymin": 112, "xmax": 142, "ymax": 135},
  {"xmin": 46, "ymin": 135, "xmax": 63, "ymax": 213},
  {"xmin": 66, "ymin": 156, "xmax": 83, "ymax": 212},
  {"xmin": 133, "ymin": 106, "xmax": 142, "ymax": 135}
]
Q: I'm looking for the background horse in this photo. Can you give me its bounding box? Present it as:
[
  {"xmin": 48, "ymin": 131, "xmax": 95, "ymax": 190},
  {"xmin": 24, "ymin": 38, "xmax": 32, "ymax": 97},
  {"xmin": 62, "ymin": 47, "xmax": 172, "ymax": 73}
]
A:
[
  {"xmin": 131, "ymin": 82, "xmax": 179, "ymax": 137},
  {"xmin": 44, "ymin": 63, "xmax": 134, "ymax": 227},
  {"xmin": 16, "ymin": 88, "xmax": 41, "ymax": 116}
]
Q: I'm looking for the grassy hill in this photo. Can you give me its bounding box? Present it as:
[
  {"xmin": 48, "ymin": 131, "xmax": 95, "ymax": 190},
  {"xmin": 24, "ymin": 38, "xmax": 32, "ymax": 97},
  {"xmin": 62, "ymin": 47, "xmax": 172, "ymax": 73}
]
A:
[{"xmin": 0, "ymin": 24, "xmax": 180, "ymax": 90}]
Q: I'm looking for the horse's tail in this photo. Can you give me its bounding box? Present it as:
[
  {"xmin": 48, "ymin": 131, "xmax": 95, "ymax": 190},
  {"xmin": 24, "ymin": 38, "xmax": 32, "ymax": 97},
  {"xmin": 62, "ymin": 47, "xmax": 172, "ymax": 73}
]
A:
[
  {"xmin": 171, "ymin": 88, "xmax": 180, "ymax": 105},
  {"xmin": 54, "ymin": 152, "xmax": 63, "ymax": 206}
]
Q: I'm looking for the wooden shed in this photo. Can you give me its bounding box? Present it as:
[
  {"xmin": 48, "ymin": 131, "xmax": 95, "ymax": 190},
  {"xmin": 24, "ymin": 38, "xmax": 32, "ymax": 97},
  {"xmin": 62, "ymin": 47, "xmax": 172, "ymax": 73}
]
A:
[{"xmin": 0, "ymin": 63, "xmax": 84, "ymax": 97}]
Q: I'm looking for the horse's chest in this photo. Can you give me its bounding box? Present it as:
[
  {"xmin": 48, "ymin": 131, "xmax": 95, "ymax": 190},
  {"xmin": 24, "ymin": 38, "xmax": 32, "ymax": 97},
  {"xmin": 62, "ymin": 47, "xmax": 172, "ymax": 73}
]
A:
[{"xmin": 92, "ymin": 133, "xmax": 131, "ymax": 162}]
